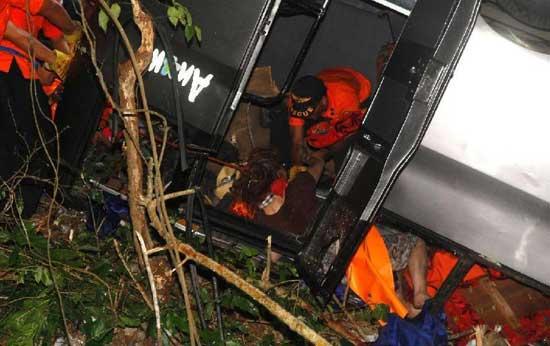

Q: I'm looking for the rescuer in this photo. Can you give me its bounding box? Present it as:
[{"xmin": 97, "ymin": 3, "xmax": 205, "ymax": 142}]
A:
[
  {"xmin": 270, "ymin": 67, "xmax": 371, "ymax": 172},
  {"xmin": 0, "ymin": 0, "xmax": 78, "ymax": 217}
]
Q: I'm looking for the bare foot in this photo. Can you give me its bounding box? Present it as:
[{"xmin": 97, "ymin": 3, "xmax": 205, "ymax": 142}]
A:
[{"xmin": 413, "ymin": 291, "xmax": 430, "ymax": 309}]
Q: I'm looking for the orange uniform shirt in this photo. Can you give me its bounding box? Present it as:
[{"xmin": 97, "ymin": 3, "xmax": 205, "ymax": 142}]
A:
[
  {"xmin": 0, "ymin": 0, "xmax": 45, "ymax": 39},
  {"xmin": 0, "ymin": 1, "xmax": 9, "ymax": 40},
  {"xmin": 0, "ymin": 0, "xmax": 61, "ymax": 79},
  {"xmin": 289, "ymin": 67, "xmax": 371, "ymax": 127}
]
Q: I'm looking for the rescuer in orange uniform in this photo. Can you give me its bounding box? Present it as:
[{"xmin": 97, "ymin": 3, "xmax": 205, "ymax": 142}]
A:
[
  {"xmin": 286, "ymin": 67, "xmax": 371, "ymax": 166},
  {"xmin": 0, "ymin": 0, "xmax": 78, "ymax": 217}
]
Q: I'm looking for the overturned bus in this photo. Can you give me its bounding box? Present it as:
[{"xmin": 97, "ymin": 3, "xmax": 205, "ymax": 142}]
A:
[{"xmin": 56, "ymin": 0, "xmax": 550, "ymax": 311}]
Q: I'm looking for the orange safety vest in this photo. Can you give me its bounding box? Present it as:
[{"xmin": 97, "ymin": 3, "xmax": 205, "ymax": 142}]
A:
[
  {"xmin": 0, "ymin": 1, "xmax": 61, "ymax": 79},
  {"xmin": 317, "ymin": 67, "xmax": 371, "ymax": 124},
  {"xmin": 0, "ymin": 1, "xmax": 9, "ymax": 40},
  {"xmin": 346, "ymin": 225, "xmax": 409, "ymax": 318}
]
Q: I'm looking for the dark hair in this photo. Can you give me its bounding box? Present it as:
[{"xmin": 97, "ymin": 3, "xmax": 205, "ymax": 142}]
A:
[{"xmin": 231, "ymin": 148, "xmax": 282, "ymax": 210}]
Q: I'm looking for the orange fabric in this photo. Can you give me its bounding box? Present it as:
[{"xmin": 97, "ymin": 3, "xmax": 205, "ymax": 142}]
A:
[
  {"xmin": 317, "ymin": 67, "xmax": 371, "ymax": 124},
  {"xmin": 288, "ymin": 113, "xmax": 304, "ymax": 127},
  {"xmin": 9, "ymin": 0, "xmax": 44, "ymax": 15},
  {"xmin": 288, "ymin": 67, "xmax": 371, "ymax": 127},
  {"xmin": 0, "ymin": 1, "xmax": 61, "ymax": 79},
  {"xmin": 41, "ymin": 76, "xmax": 59, "ymax": 95},
  {"xmin": 288, "ymin": 67, "xmax": 371, "ymax": 147},
  {"xmin": 229, "ymin": 200, "xmax": 255, "ymax": 220},
  {"xmin": 425, "ymin": 251, "xmax": 487, "ymax": 297},
  {"xmin": 306, "ymin": 111, "xmax": 363, "ymax": 148},
  {"xmin": 0, "ymin": 1, "xmax": 9, "ymax": 40},
  {"xmin": 346, "ymin": 225, "xmax": 409, "ymax": 318},
  {"xmin": 42, "ymin": 77, "xmax": 60, "ymax": 119}
]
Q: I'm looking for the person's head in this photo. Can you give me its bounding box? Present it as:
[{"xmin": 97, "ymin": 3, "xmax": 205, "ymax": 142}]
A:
[
  {"xmin": 289, "ymin": 75, "xmax": 327, "ymax": 121},
  {"xmin": 231, "ymin": 149, "xmax": 287, "ymax": 217}
]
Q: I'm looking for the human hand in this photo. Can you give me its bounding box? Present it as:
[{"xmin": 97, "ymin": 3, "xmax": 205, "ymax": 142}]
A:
[
  {"xmin": 37, "ymin": 66, "xmax": 56, "ymax": 85},
  {"xmin": 309, "ymin": 148, "xmax": 329, "ymax": 162},
  {"xmin": 44, "ymin": 49, "xmax": 71, "ymax": 80}
]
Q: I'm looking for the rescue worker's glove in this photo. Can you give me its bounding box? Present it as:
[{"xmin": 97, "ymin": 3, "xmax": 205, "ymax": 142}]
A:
[
  {"xmin": 43, "ymin": 49, "xmax": 71, "ymax": 80},
  {"xmin": 289, "ymin": 165, "xmax": 307, "ymax": 181},
  {"xmin": 64, "ymin": 21, "xmax": 82, "ymax": 56}
]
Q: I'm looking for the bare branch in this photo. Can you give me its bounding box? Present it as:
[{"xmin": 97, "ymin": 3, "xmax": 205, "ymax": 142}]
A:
[
  {"xmin": 136, "ymin": 232, "xmax": 162, "ymax": 345},
  {"xmin": 173, "ymin": 241, "xmax": 332, "ymax": 346}
]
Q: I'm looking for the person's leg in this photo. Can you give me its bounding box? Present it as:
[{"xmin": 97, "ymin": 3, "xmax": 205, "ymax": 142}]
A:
[
  {"xmin": 5, "ymin": 64, "xmax": 54, "ymax": 217},
  {"xmin": 408, "ymin": 238, "xmax": 430, "ymax": 309},
  {"xmin": 0, "ymin": 70, "xmax": 19, "ymax": 189}
]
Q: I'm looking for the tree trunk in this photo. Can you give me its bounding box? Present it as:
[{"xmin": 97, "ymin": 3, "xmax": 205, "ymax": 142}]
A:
[{"xmin": 118, "ymin": 0, "xmax": 155, "ymax": 250}]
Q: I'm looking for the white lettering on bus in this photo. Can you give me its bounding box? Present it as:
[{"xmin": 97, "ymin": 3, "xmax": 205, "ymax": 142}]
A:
[{"xmin": 148, "ymin": 48, "xmax": 214, "ymax": 103}]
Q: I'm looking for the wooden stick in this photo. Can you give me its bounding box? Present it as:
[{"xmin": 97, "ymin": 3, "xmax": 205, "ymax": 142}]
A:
[
  {"xmin": 113, "ymin": 239, "xmax": 154, "ymax": 311},
  {"xmin": 173, "ymin": 241, "xmax": 332, "ymax": 346},
  {"xmin": 136, "ymin": 232, "xmax": 162, "ymax": 346},
  {"xmin": 261, "ymin": 236, "xmax": 272, "ymax": 287}
]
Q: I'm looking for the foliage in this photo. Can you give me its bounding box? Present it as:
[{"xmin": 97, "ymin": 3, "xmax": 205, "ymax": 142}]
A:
[
  {"xmin": 98, "ymin": 0, "xmax": 201, "ymax": 44},
  {"xmin": 0, "ymin": 141, "xmax": 379, "ymax": 344},
  {"xmin": 166, "ymin": 1, "xmax": 201, "ymax": 43},
  {"xmin": 0, "ymin": 224, "xmax": 151, "ymax": 345}
]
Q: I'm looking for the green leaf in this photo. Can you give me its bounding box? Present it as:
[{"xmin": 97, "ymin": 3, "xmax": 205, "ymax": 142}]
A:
[
  {"xmin": 226, "ymin": 341, "xmax": 242, "ymax": 346},
  {"xmin": 246, "ymin": 259, "xmax": 256, "ymax": 278},
  {"xmin": 34, "ymin": 266, "xmax": 43, "ymax": 284},
  {"xmin": 110, "ymin": 3, "xmax": 121, "ymax": 20},
  {"xmin": 0, "ymin": 298, "xmax": 50, "ymax": 345},
  {"xmin": 77, "ymin": 244, "xmax": 100, "ymax": 253},
  {"xmin": 41, "ymin": 268, "xmax": 53, "ymax": 286},
  {"xmin": 177, "ymin": 5, "xmax": 188, "ymax": 25},
  {"xmin": 163, "ymin": 310, "xmax": 189, "ymax": 335},
  {"xmin": 184, "ymin": 24, "xmax": 194, "ymax": 43},
  {"xmin": 185, "ymin": 9, "xmax": 192, "ymax": 28},
  {"xmin": 172, "ymin": 314, "xmax": 189, "ymax": 334},
  {"xmin": 231, "ymin": 295, "xmax": 260, "ymax": 317},
  {"xmin": 16, "ymin": 192, "xmax": 23, "ymax": 215},
  {"xmin": 8, "ymin": 246, "xmax": 21, "ymax": 267},
  {"xmin": 259, "ymin": 334, "xmax": 276, "ymax": 346},
  {"xmin": 239, "ymin": 246, "xmax": 258, "ymax": 258},
  {"xmin": 194, "ymin": 25, "xmax": 202, "ymax": 42},
  {"xmin": 372, "ymin": 304, "xmax": 389, "ymax": 322},
  {"xmin": 167, "ymin": 6, "xmax": 179, "ymax": 27},
  {"xmin": 176, "ymin": 4, "xmax": 185, "ymax": 22},
  {"xmin": 199, "ymin": 329, "xmax": 223, "ymax": 346},
  {"xmin": 119, "ymin": 314, "xmax": 141, "ymax": 328},
  {"xmin": 98, "ymin": 9, "xmax": 109, "ymax": 33},
  {"xmin": 50, "ymin": 248, "xmax": 81, "ymax": 263},
  {"xmin": 0, "ymin": 229, "xmax": 11, "ymax": 243},
  {"xmin": 15, "ymin": 270, "xmax": 25, "ymax": 284}
]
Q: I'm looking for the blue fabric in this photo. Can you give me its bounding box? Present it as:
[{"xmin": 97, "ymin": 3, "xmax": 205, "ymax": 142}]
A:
[
  {"xmin": 334, "ymin": 283, "xmax": 366, "ymax": 308},
  {"xmin": 374, "ymin": 301, "xmax": 448, "ymax": 346},
  {"xmin": 86, "ymin": 193, "xmax": 129, "ymax": 238}
]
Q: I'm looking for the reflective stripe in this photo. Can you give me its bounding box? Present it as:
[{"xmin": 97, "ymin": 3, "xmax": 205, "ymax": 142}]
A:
[{"xmin": 0, "ymin": 45, "xmax": 41, "ymax": 69}]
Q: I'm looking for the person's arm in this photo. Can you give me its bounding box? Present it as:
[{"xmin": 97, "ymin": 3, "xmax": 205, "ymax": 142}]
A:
[
  {"xmin": 41, "ymin": 19, "xmax": 72, "ymax": 79},
  {"xmin": 306, "ymin": 149, "xmax": 328, "ymax": 183},
  {"xmin": 36, "ymin": 65, "xmax": 56, "ymax": 84},
  {"xmin": 35, "ymin": 0, "xmax": 77, "ymax": 34},
  {"xmin": 50, "ymin": 36, "xmax": 69, "ymax": 54},
  {"xmin": 4, "ymin": 21, "xmax": 56, "ymax": 63},
  {"xmin": 290, "ymin": 124, "xmax": 304, "ymax": 165}
]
